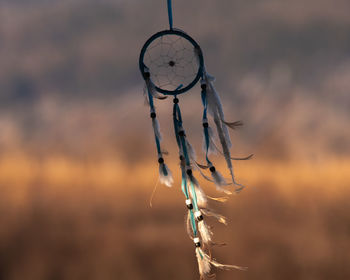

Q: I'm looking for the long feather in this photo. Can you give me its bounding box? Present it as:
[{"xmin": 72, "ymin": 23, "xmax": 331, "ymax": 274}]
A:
[
  {"xmin": 213, "ymin": 112, "xmax": 245, "ymax": 193},
  {"xmin": 205, "ymin": 74, "xmax": 232, "ymax": 149},
  {"xmin": 159, "ymin": 163, "xmax": 173, "ymax": 187}
]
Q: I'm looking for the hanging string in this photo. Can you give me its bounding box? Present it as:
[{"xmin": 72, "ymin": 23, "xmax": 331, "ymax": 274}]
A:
[{"xmin": 167, "ymin": 0, "xmax": 173, "ymax": 30}]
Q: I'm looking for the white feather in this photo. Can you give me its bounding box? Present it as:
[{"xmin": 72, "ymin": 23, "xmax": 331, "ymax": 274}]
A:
[
  {"xmin": 205, "ymin": 72, "xmax": 232, "ymax": 148},
  {"xmin": 189, "ymin": 181, "xmax": 207, "ymax": 208},
  {"xmin": 195, "ymin": 248, "xmax": 211, "ymax": 276},
  {"xmin": 159, "ymin": 163, "xmax": 173, "ymax": 187},
  {"xmin": 198, "ymin": 220, "xmax": 213, "ymax": 244},
  {"xmin": 196, "ymin": 247, "xmax": 247, "ymax": 278}
]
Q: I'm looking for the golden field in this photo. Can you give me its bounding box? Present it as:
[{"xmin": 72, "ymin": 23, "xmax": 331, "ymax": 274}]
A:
[{"xmin": 1, "ymin": 153, "xmax": 349, "ymax": 280}]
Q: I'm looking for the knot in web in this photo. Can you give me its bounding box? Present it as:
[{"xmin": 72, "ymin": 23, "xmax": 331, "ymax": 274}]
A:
[{"xmin": 143, "ymin": 33, "xmax": 200, "ymax": 92}]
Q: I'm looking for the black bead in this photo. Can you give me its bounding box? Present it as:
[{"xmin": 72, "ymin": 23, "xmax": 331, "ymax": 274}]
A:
[
  {"xmin": 179, "ymin": 155, "xmax": 184, "ymax": 160},
  {"xmin": 203, "ymin": 122, "xmax": 208, "ymax": 128},
  {"xmin": 150, "ymin": 112, "xmax": 156, "ymax": 119},
  {"xmin": 209, "ymin": 166, "xmax": 216, "ymax": 173},
  {"xmin": 144, "ymin": 72, "xmax": 150, "ymax": 78},
  {"xmin": 169, "ymin": 60, "xmax": 175, "ymax": 67},
  {"xmin": 173, "ymin": 97, "xmax": 179, "ymax": 104},
  {"xmin": 195, "ymin": 241, "xmax": 201, "ymax": 248},
  {"xmin": 186, "ymin": 203, "xmax": 193, "ymax": 210},
  {"xmin": 201, "ymin": 84, "xmax": 207, "ymax": 90},
  {"xmin": 158, "ymin": 157, "xmax": 164, "ymax": 164},
  {"xmin": 197, "ymin": 215, "xmax": 204, "ymax": 221},
  {"xmin": 186, "ymin": 169, "xmax": 192, "ymax": 176},
  {"xmin": 178, "ymin": 130, "xmax": 185, "ymax": 137}
]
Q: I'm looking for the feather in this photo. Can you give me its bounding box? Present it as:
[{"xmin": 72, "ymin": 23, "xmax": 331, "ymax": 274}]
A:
[
  {"xmin": 213, "ymin": 111, "xmax": 245, "ymax": 193},
  {"xmin": 209, "ymin": 259, "xmax": 247, "ymax": 271},
  {"xmin": 196, "ymin": 162, "xmax": 209, "ymax": 169},
  {"xmin": 207, "ymin": 195, "xmax": 229, "ymax": 203},
  {"xmin": 186, "ymin": 140, "xmax": 197, "ymax": 161},
  {"xmin": 196, "ymin": 247, "xmax": 247, "ymax": 278},
  {"xmin": 195, "ymin": 248, "xmax": 211, "ymax": 277},
  {"xmin": 211, "ymin": 169, "xmax": 232, "ymax": 194},
  {"xmin": 222, "ymin": 120, "xmax": 243, "ymax": 130},
  {"xmin": 159, "ymin": 163, "xmax": 173, "ymax": 187},
  {"xmin": 212, "ymin": 142, "xmax": 254, "ymax": 160},
  {"xmin": 195, "ymin": 166, "xmax": 215, "ymax": 183},
  {"xmin": 202, "ymin": 126, "xmax": 217, "ymax": 155},
  {"xmin": 152, "ymin": 118, "xmax": 162, "ymax": 142},
  {"xmin": 198, "ymin": 220, "xmax": 213, "ymax": 244},
  {"xmin": 202, "ymin": 208, "xmax": 228, "ymax": 225},
  {"xmin": 189, "ymin": 180, "xmax": 208, "ymax": 208}
]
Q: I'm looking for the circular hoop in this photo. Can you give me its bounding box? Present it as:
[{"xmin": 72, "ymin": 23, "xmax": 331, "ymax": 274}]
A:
[{"xmin": 139, "ymin": 29, "xmax": 204, "ymax": 96}]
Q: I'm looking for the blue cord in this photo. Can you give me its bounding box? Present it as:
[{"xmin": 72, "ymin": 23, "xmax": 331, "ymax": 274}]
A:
[{"xmin": 167, "ymin": 0, "xmax": 173, "ymax": 30}]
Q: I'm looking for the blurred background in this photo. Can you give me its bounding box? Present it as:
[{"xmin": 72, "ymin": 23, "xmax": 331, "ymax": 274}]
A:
[{"xmin": 0, "ymin": 0, "xmax": 350, "ymax": 279}]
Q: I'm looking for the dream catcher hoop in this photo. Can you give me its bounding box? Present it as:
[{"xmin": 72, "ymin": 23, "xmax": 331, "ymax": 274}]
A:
[
  {"xmin": 139, "ymin": 29, "xmax": 204, "ymax": 95},
  {"xmin": 139, "ymin": 1, "xmax": 251, "ymax": 278}
]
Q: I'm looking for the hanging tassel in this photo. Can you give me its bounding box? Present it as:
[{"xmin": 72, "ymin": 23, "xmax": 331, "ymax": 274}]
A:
[
  {"xmin": 203, "ymin": 71, "xmax": 246, "ymax": 192},
  {"xmin": 158, "ymin": 159, "xmax": 173, "ymax": 187}
]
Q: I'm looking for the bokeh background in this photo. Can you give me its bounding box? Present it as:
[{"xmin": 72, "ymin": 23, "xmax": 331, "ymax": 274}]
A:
[{"xmin": 0, "ymin": 0, "xmax": 350, "ymax": 279}]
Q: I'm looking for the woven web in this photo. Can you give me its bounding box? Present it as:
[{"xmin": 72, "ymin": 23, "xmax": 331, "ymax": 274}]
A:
[{"xmin": 143, "ymin": 34, "xmax": 200, "ymax": 92}]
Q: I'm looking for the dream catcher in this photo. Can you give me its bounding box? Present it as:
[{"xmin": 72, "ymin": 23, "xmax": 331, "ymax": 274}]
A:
[{"xmin": 139, "ymin": 1, "xmax": 251, "ymax": 278}]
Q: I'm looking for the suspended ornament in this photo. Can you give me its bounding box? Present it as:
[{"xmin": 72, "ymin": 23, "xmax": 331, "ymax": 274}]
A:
[{"xmin": 138, "ymin": 1, "xmax": 251, "ymax": 278}]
